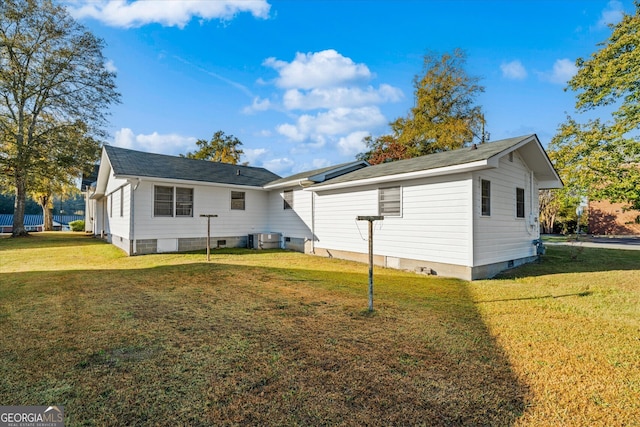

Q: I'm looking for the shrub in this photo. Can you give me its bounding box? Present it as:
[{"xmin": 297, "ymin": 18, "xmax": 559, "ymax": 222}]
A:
[{"xmin": 69, "ymin": 219, "xmax": 85, "ymax": 232}]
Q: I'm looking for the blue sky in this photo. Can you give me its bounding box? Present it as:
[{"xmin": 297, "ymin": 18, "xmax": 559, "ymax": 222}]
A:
[{"xmin": 62, "ymin": 0, "xmax": 630, "ymax": 177}]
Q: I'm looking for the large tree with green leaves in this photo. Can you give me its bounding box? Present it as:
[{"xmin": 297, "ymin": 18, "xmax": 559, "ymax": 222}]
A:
[
  {"xmin": 0, "ymin": 0, "xmax": 119, "ymax": 236},
  {"xmin": 182, "ymin": 130, "xmax": 244, "ymax": 164},
  {"xmin": 553, "ymin": 3, "xmax": 640, "ymax": 209},
  {"xmin": 360, "ymin": 49, "xmax": 485, "ymax": 163}
]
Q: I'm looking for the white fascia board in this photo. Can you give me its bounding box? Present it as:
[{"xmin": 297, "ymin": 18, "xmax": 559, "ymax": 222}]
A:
[
  {"xmin": 308, "ymin": 159, "xmax": 491, "ymax": 192},
  {"xmin": 112, "ymin": 174, "xmax": 270, "ymax": 191},
  {"xmin": 90, "ymin": 149, "xmax": 113, "ymax": 199},
  {"xmin": 263, "ymin": 179, "xmax": 314, "ymax": 190}
]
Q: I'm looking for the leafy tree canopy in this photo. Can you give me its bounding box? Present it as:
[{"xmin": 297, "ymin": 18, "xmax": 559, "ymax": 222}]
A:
[
  {"xmin": 0, "ymin": 0, "xmax": 119, "ymax": 236},
  {"xmin": 360, "ymin": 49, "xmax": 485, "ymax": 164},
  {"xmin": 552, "ymin": 3, "xmax": 640, "ymax": 209},
  {"xmin": 182, "ymin": 130, "xmax": 244, "ymax": 164}
]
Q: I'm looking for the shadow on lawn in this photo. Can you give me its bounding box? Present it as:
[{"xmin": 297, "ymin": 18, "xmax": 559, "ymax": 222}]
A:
[{"xmin": 0, "ymin": 261, "xmax": 529, "ymax": 426}]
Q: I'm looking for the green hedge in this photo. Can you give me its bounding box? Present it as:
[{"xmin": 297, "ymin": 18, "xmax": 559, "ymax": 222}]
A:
[{"xmin": 69, "ymin": 219, "xmax": 85, "ymax": 232}]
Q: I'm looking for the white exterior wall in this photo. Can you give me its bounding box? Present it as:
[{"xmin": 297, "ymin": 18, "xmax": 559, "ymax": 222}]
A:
[
  {"xmin": 132, "ymin": 180, "xmax": 270, "ymax": 243},
  {"xmin": 103, "ymin": 172, "xmax": 132, "ymax": 253},
  {"xmin": 312, "ymin": 173, "xmax": 473, "ymax": 266},
  {"xmin": 473, "ymin": 153, "xmax": 539, "ymax": 266},
  {"xmin": 266, "ymin": 188, "xmax": 313, "ymax": 239}
]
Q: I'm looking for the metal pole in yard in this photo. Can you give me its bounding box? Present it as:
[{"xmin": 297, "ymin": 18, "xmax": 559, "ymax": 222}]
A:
[
  {"xmin": 200, "ymin": 214, "xmax": 218, "ymax": 261},
  {"xmin": 356, "ymin": 216, "xmax": 384, "ymax": 312}
]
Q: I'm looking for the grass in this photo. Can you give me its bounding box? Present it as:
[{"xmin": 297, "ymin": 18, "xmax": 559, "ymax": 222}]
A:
[{"xmin": 0, "ymin": 232, "xmax": 638, "ymax": 426}]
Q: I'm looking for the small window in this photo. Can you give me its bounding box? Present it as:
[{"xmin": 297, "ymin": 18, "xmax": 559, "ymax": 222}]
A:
[
  {"xmin": 154, "ymin": 186, "xmax": 174, "ymax": 217},
  {"xmin": 120, "ymin": 187, "xmax": 124, "ymax": 217},
  {"xmin": 175, "ymin": 187, "xmax": 193, "ymax": 217},
  {"xmin": 481, "ymin": 180, "xmax": 491, "ymax": 216},
  {"xmin": 379, "ymin": 186, "xmax": 401, "ymax": 217},
  {"xmin": 231, "ymin": 191, "xmax": 245, "ymax": 210},
  {"xmin": 283, "ymin": 190, "xmax": 293, "ymax": 210},
  {"xmin": 516, "ymin": 187, "xmax": 525, "ymax": 218}
]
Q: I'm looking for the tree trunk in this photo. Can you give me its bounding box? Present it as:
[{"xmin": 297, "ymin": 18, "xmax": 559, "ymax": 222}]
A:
[
  {"xmin": 12, "ymin": 174, "xmax": 28, "ymax": 237},
  {"xmin": 42, "ymin": 196, "xmax": 54, "ymax": 231}
]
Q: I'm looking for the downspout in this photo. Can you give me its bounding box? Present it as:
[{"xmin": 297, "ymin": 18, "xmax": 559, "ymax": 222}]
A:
[
  {"xmin": 311, "ymin": 191, "xmax": 315, "ymax": 254},
  {"xmin": 130, "ymin": 178, "xmax": 140, "ymax": 254}
]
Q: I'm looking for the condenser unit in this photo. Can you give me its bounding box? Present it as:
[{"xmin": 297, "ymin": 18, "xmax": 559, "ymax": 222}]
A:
[{"xmin": 248, "ymin": 233, "xmax": 281, "ymax": 249}]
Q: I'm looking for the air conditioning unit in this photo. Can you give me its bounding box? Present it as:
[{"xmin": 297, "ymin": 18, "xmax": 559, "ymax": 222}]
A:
[{"xmin": 248, "ymin": 233, "xmax": 281, "ymax": 249}]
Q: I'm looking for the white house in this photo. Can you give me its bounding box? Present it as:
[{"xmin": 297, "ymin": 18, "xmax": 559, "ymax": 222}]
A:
[{"xmin": 87, "ymin": 134, "xmax": 562, "ymax": 280}]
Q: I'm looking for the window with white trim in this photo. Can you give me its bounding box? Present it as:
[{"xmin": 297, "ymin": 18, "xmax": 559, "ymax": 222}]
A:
[
  {"xmin": 231, "ymin": 191, "xmax": 245, "ymax": 210},
  {"xmin": 175, "ymin": 187, "xmax": 193, "ymax": 217},
  {"xmin": 154, "ymin": 186, "xmax": 194, "ymax": 217},
  {"xmin": 154, "ymin": 186, "xmax": 173, "ymax": 217},
  {"xmin": 516, "ymin": 187, "xmax": 525, "ymax": 218},
  {"xmin": 481, "ymin": 179, "xmax": 491, "ymax": 216},
  {"xmin": 379, "ymin": 186, "xmax": 401, "ymax": 217},
  {"xmin": 119, "ymin": 187, "xmax": 124, "ymax": 217}
]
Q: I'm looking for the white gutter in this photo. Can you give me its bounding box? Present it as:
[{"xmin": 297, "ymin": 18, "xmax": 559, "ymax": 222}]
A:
[
  {"xmin": 308, "ymin": 159, "xmax": 493, "ymax": 192},
  {"xmin": 112, "ymin": 175, "xmax": 270, "ymax": 191}
]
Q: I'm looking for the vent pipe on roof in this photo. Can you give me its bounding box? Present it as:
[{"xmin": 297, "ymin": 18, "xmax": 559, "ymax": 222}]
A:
[{"xmin": 236, "ymin": 169, "xmax": 240, "ymax": 176}]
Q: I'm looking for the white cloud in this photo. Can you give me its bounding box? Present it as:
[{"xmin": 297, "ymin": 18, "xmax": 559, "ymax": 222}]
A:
[
  {"xmin": 596, "ymin": 0, "xmax": 624, "ymax": 29},
  {"xmin": 500, "ymin": 60, "xmax": 527, "ymax": 80},
  {"xmin": 261, "ymin": 157, "xmax": 295, "ymax": 174},
  {"xmin": 337, "ymin": 131, "xmax": 369, "ymax": 156},
  {"xmin": 282, "ymin": 84, "xmax": 403, "ymax": 110},
  {"xmin": 242, "ymin": 97, "xmax": 272, "ymax": 114},
  {"xmin": 264, "ymin": 49, "xmax": 372, "ymax": 89},
  {"xmin": 539, "ymin": 58, "xmax": 578, "ymax": 84},
  {"xmin": 276, "ymin": 106, "xmax": 386, "ymax": 143},
  {"xmin": 243, "ymin": 148, "xmax": 268, "ymax": 164},
  {"xmin": 113, "ymin": 128, "xmax": 197, "ymax": 155},
  {"xmin": 67, "ymin": 0, "xmax": 271, "ymax": 28}
]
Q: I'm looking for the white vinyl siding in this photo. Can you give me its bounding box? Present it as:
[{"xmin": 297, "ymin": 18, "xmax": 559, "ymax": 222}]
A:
[
  {"xmin": 283, "ymin": 190, "xmax": 293, "ymax": 210},
  {"xmin": 134, "ymin": 181, "xmax": 270, "ymax": 241},
  {"xmin": 314, "ymin": 175, "xmax": 472, "ymax": 266},
  {"xmin": 474, "ymin": 154, "xmax": 538, "ymax": 266}
]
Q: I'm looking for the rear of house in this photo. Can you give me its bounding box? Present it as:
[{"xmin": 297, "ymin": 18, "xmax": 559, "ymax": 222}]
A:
[
  {"xmin": 301, "ymin": 135, "xmax": 560, "ymax": 280},
  {"xmin": 87, "ymin": 135, "xmax": 561, "ymax": 279}
]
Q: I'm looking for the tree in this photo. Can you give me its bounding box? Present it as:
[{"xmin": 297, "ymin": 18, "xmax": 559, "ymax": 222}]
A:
[
  {"xmin": 0, "ymin": 0, "xmax": 119, "ymax": 236},
  {"xmin": 359, "ymin": 49, "xmax": 485, "ymax": 162},
  {"xmin": 356, "ymin": 134, "xmax": 409, "ymax": 165},
  {"xmin": 182, "ymin": 130, "xmax": 244, "ymax": 164},
  {"xmin": 555, "ymin": 4, "xmax": 640, "ymax": 209}
]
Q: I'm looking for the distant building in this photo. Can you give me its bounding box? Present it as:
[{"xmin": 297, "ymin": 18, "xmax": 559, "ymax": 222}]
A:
[{"xmin": 589, "ymin": 200, "xmax": 640, "ymax": 235}]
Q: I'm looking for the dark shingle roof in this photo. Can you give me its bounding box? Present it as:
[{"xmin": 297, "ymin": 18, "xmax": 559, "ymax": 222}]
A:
[
  {"xmin": 312, "ymin": 135, "xmax": 535, "ymax": 187},
  {"xmin": 104, "ymin": 145, "xmax": 281, "ymax": 187}
]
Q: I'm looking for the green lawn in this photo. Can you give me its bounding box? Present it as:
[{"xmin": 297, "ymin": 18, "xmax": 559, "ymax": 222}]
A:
[{"xmin": 0, "ymin": 233, "xmax": 638, "ymax": 426}]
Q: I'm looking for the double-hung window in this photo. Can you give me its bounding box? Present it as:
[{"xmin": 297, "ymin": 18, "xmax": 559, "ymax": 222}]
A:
[
  {"xmin": 154, "ymin": 186, "xmax": 193, "ymax": 217},
  {"xmin": 231, "ymin": 191, "xmax": 246, "ymax": 210},
  {"xmin": 516, "ymin": 187, "xmax": 525, "ymax": 218},
  {"xmin": 379, "ymin": 186, "xmax": 401, "ymax": 217},
  {"xmin": 175, "ymin": 188, "xmax": 193, "ymax": 217},
  {"xmin": 481, "ymin": 180, "xmax": 491, "ymax": 216}
]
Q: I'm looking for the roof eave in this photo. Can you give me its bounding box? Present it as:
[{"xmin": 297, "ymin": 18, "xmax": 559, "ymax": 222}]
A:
[{"xmin": 309, "ymin": 159, "xmax": 492, "ymax": 191}]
